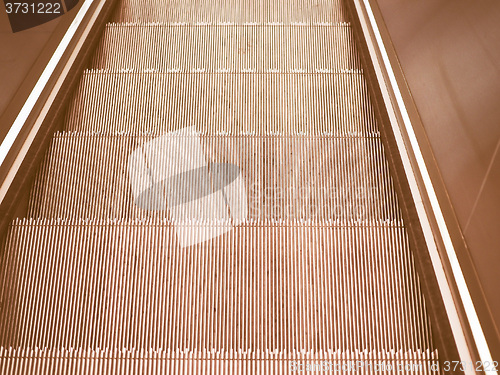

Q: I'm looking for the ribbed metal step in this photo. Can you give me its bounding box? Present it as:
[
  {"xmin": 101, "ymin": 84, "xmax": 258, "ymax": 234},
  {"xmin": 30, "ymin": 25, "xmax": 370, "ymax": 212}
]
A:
[
  {"xmin": 92, "ymin": 24, "xmax": 360, "ymax": 71},
  {"xmin": 66, "ymin": 71, "xmax": 377, "ymax": 134},
  {"xmin": 0, "ymin": 0, "xmax": 442, "ymax": 372},
  {"xmin": 28, "ymin": 133, "xmax": 401, "ymax": 220},
  {"xmin": 0, "ymin": 219, "xmax": 432, "ymax": 352},
  {"xmin": 112, "ymin": 0, "xmax": 348, "ymax": 23},
  {"xmin": 0, "ymin": 348, "xmax": 439, "ymax": 374}
]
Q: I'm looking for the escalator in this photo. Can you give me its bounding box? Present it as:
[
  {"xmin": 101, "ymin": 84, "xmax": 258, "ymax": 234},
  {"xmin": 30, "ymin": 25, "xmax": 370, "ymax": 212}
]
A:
[{"xmin": 0, "ymin": 0, "xmax": 450, "ymax": 373}]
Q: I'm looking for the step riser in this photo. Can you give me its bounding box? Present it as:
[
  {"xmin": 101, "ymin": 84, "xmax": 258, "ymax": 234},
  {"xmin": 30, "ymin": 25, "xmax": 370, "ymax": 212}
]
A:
[
  {"xmin": 0, "ymin": 221, "xmax": 432, "ymax": 352},
  {"xmin": 28, "ymin": 135, "xmax": 401, "ymax": 220},
  {"xmin": 92, "ymin": 25, "xmax": 360, "ymax": 71},
  {"xmin": 112, "ymin": 0, "xmax": 348, "ymax": 23},
  {"xmin": 66, "ymin": 72, "xmax": 378, "ymax": 134}
]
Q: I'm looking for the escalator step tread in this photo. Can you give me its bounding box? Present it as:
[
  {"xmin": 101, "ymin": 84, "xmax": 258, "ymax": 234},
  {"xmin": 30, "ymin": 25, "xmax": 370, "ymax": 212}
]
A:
[
  {"xmin": 0, "ymin": 347, "xmax": 440, "ymax": 374},
  {"xmin": 0, "ymin": 0, "xmax": 442, "ymax": 371},
  {"xmin": 28, "ymin": 133, "xmax": 401, "ymax": 220},
  {"xmin": 91, "ymin": 23, "xmax": 360, "ymax": 71},
  {"xmin": 112, "ymin": 0, "xmax": 348, "ymax": 23},
  {"xmin": 0, "ymin": 219, "xmax": 433, "ymax": 352},
  {"xmin": 66, "ymin": 71, "xmax": 378, "ymax": 134}
]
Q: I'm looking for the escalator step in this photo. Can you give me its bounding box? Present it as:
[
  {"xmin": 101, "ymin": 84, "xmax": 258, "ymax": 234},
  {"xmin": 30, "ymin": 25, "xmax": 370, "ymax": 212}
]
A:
[
  {"xmin": 112, "ymin": 0, "xmax": 348, "ymax": 24},
  {"xmin": 66, "ymin": 71, "xmax": 378, "ymax": 134},
  {"xmin": 0, "ymin": 0, "xmax": 442, "ymax": 371},
  {"xmin": 0, "ymin": 347, "xmax": 439, "ymax": 374},
  {"xmin": 28, "ymin": 133, "xmax": 401, "ymax": 220},
  {"xmin": 0, "ymin": 219, "xmax": 432, "ymax": 352},
  {"xmin": 92, "ymin": 23, "xmax": 360, "ymax": 71}
]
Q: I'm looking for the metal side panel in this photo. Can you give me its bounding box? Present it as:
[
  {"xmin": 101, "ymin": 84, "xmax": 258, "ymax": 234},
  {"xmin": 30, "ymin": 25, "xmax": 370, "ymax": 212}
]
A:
[{"xmin": 0, "ymin": 0, "xmax": 120, "ymax": 244}]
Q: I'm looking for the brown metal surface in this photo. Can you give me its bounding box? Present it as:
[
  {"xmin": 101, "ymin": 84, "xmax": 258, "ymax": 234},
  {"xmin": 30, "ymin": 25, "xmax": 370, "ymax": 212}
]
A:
[
  {"xmin": 28, "ymin": 134, "xmax": 400, "ymax": 220},
  {"xmin": 0, "ymin": 0, "xmax": 443, "ymax": 372}
]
